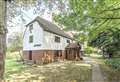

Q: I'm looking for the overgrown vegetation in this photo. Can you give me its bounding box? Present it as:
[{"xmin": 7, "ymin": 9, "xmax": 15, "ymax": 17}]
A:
[
  {"xmin": 99, "ymin": 58, "xmax": 120, "ymax": 82},
  {"xmin": 100, "ymin": 62, "xmax": 120, "ymax": 82},
  {"xmin": 89, "ymin": 27, "xmax": 120, "ymax": 58},
  {"xmin": 105, "ymin": 58, "xmax": 120, "ymax": 70}
]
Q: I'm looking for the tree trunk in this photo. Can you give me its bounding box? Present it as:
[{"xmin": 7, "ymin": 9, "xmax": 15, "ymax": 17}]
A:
[{"xmin": 0, "ymin": 0, "xmax": 7, "ymax": 79}]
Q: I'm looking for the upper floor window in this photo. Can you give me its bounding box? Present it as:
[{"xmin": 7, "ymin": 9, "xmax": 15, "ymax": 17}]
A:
[
  {"xmin": 29, "ymin": 24, "xmax": 33, "ymax": 33},
  {"xmin": 55, "ymin": 36, "xmax": 60, "ymax": 43},
  {"xmin": 67, "ymin": 39, "xmax": 70, "ymax": 43},
  {"xmin": 29, "ymin": 35, "xmax": 33, "ymax": 43}
]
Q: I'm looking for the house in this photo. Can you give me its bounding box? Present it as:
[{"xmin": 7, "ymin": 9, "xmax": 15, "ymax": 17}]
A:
[{"xmin": 23, "ymin": 16, "xmax": 73, "ymax": 64}]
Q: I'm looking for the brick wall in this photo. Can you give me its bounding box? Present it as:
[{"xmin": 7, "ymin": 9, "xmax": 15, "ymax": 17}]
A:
[{"xmin": 23, "ymin": 50, "xmax": 65, "ymax": 64}]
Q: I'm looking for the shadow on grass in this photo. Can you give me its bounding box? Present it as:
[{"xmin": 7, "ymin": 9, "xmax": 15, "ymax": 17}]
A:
[{"xmin": 5, "ymin": 52, "xmax": 92, "ymax": 82}]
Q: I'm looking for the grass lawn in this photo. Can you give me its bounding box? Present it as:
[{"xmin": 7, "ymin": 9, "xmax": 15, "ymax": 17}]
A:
[
  {"xmin": 5, "ymin": 52, "xmax": 26, "ymax": 78},
  {"xmin": 5, "ymin": 52, "xmax": 92, "ymax": 82}
]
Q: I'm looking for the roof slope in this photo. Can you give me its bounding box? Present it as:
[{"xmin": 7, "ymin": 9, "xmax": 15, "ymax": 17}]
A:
[
  {"xmin": 66, "ymin": 43, "xmax": 81, "ymax": 49},
  {"xmin": 27, "ymin": 16, "xmax": 72, "ymax": 39}
]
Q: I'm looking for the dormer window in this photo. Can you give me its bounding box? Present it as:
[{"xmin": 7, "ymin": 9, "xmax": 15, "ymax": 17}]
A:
[{"xmin": 29, "ymin": 24, "xmax": 33, "ymax": 33}]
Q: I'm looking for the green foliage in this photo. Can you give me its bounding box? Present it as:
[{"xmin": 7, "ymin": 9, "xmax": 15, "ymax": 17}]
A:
[
  {"xmin": 5, "ymin": 52, "xmax": 25, "ymax": 78},
  {"xmin": 53, "ymin": 0, "xmax": 120, "ymax": 43},
  {"xmin": 84, "ymin": 47, "xmax": 93, "ymax": 54},
  {"xmin": 100, "ymin": 62, "xmax": 120, "ymax": 82},
  {"xmin": 89, "ymin": 27, "xmax": 120, "ymax": 57},
  {"xmin": 105, "ymin": 58, "xmax": 120, "ymax": 70},
  {"xmin": 7, "ymin": 32, "xmax": 23, "ymax": 52}
]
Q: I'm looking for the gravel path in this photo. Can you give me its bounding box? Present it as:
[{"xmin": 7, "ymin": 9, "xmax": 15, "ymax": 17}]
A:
[{"xmin": 83, "ymin": 57, "xmax": 104, "ymax": 82}]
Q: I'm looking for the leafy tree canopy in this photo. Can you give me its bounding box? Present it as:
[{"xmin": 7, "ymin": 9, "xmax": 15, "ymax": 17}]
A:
[{"xmin": 53, "ymin": 0, "xmax": 120, "ymax": 39}]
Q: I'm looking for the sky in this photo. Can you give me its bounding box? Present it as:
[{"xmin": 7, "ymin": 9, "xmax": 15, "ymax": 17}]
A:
[{"xmin": 7, "ymin": 8, "xmax": 53, "ymax": 37}]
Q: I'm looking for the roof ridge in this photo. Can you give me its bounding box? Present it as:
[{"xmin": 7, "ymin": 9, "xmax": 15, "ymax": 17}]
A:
[{"xmin": 26, "ymin": 16, "xmax": 73, "ymax": 39}]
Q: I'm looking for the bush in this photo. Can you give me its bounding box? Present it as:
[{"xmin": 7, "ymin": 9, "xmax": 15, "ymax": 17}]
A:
[
  {"xmin": 84, "ymin": 47, "xmax": 93, "ymax": 54},
  {"xmin": 105, "ymin": 58, "xmax": 120, "ymax": 70}
]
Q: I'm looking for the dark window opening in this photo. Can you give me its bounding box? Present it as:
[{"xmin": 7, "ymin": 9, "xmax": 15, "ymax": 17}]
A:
[
  {"xmin": 67, "ymin": 39, "xmax": 70, "ymax": 43},
  {"xmin": 55, "ymin": 36, "xmax": 60, "ymax": 43},
  {"xmin": 29, "ymin": 24, "xmax": 33, "ymax": 33},
  {"xmin": 54, "ymin": 50, "xmax": 62, "ymax": 57},
  {"xmin": 29, "ymin": 51, "xmax": 32, "ymax": 60},
  {"xmin": 29, "ymin": 35, "xmax": 33, "ymax": 43}
]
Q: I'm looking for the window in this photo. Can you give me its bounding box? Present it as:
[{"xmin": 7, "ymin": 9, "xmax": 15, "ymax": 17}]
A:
[
  {"xmin": 55, "ymin": 36, "xmax": 60, "ymax": 43},
  {"xmin": 29, "ymin": 35, "xmax": 33, "ymax": 43},
  {"xmin": 29, "ymin": 24, "xmax": 33, "ymax": 33},
  {"xmin": 67, "ymin": 39, "xmax": 70, "ymax": 43},
  {"xmin": 34, "ymin": 44, "xmax": 41, "ymax": 47}
]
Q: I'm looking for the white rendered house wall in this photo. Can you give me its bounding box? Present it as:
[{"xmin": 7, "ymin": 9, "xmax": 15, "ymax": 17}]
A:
[
  {"xmin": 23, "ymin": 21, "xmax": 72, "ymax": 51},
  {"xmin": 23, "ymin": 21, "xmax": 44, "ymax": 51},
  {"xmin": 43, "ymin": 31, "xmax": 71, "ymax": 50}
]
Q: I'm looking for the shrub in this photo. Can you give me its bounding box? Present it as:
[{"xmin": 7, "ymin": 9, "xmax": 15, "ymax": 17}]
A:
[
  {"xmin": 84, "ymin": 47, "xmax": 93, "ymax": 54},
  {"xmin": 105, "ymin": 58, "xmax": 120, "ymax": 70}
]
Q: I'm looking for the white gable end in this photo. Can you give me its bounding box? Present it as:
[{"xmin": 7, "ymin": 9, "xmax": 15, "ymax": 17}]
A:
[{"xmin": 23, "ymin": 21, "xmax": 44, "ymax": 50}]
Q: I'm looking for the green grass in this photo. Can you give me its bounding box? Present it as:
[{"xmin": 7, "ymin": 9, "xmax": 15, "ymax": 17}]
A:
[
  {"xmin": 41, "ymin": 63, "xmax": 92, "ymax": 82},
  {"xmin": 5, "ymin": 52, "xmax": 25, "ymax": 78},
  {"xmin": 5, "ymin": 52, "xmax": 92, "ymax": 82}
]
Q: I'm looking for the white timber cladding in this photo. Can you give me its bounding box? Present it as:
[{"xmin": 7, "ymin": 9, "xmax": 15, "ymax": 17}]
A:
[
  {"xmin": 43, "ymin": 31, "xmax": 71, "ymax": 50},
  {"xmin": 23, "ymin": 21, "xmax": 72, "ymax": 51},
  {"xmin": 23, "ymin": 22, "xmax": 44, "ymax": 50}
]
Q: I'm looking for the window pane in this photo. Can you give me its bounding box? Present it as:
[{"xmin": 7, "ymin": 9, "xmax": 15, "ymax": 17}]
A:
[
  {"xmin": 55, "ymin": 36, "xmax": 60, "ymax": 43},
  {"xmin": 29, "ymin": 24, "xmax": 33, "ymax": 33},
  {"xmin": 29, "ymin": 35, "xmax": 33, "ymax": 43},
  {"xmin": 67, "ymin": 40, "xmax": 70, "ymax": 43}
]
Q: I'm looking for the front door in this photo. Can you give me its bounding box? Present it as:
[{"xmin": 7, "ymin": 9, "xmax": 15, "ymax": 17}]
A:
[{"xmin": 29, "ymin": 51, "xmax": 32, "ymax": 60}]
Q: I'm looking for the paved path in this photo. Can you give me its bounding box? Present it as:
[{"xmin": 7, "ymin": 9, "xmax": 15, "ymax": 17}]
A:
[
  {"xmin": 83, "ymin": 57, "xmax": 104, "ymax": 82},
  {"xmin": 92, "ymin": 64, "xmax": 104, "ymax": 82}
]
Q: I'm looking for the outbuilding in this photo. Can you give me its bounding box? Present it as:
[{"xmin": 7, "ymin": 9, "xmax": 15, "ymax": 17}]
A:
[{"xmin": 65, "ymin": 43, "xmax": 83, "ymax": 60}]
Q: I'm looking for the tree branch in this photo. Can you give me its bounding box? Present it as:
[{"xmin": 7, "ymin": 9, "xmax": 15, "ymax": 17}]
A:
[
  {"xmin": 87, "ymin": 16, "xmax": 120, "ymax": 19},
  {"xmin": 98, "ymin": 2, "xmax": 120, "ymax": 14}
]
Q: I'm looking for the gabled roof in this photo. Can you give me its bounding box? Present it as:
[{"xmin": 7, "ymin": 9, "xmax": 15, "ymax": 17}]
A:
[
  {"xmin": 26, "ymin": 16, "xmax": 72, "ymax": 39},
  {"xmin": 66, "ymin": 43, "xmax": 81, "ymax": 49}
]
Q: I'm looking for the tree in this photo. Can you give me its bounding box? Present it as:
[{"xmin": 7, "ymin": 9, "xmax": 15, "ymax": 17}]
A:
[
  {"xmin": 54, "ymin": 1, "xmax": 120, "ymax": 30},
  {"xmin": 89, "ymin": 27, "xmax": 120, "ymax": 58},
  {"xmin": 7, "ymin": 32, "xmax": 22, "ymax": 52},
  {"xmin": 0, "ymin": 0, "xmax": 8, "ymax": 79},
  {"xmin": 7, "ymin": 0, "xmax": 66, "ymax": 23}
]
